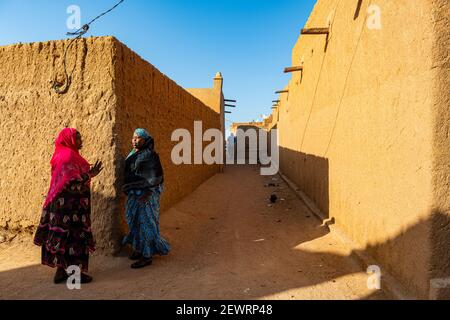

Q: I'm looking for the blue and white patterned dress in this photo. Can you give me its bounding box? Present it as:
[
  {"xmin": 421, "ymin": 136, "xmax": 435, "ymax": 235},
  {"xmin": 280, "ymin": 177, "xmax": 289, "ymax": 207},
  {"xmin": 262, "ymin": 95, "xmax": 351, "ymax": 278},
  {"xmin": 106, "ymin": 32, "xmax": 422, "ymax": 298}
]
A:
[{"xmin": 122, "ymin": 184, "xmax": 171, "ymax": 258}]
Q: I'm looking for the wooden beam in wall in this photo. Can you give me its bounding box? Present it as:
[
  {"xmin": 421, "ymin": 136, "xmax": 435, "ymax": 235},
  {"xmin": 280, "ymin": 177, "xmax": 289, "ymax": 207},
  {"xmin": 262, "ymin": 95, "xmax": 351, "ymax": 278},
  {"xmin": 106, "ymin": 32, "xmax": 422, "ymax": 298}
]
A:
[
  {"xmin": 284, "ymin": 66, "xmax": 303, "ymax": 73},
  {"xmin": 301, "ymin": 27, "xmax": 330, "ymax": 35}
]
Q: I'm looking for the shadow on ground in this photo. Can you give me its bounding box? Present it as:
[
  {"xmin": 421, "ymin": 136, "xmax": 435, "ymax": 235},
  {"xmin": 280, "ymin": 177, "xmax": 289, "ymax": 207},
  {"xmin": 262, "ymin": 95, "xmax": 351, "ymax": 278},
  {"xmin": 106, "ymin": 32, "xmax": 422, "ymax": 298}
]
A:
[{"xmin": 1, "ymin": 165, "xmax": 448, "ymax": 300}]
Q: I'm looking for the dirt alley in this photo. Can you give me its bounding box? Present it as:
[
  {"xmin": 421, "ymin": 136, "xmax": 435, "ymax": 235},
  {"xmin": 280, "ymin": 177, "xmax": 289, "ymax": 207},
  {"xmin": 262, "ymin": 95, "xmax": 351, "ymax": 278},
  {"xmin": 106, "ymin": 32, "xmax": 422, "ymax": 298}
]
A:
[{"xmin": 0, "ymin": 165, "xmax": 390, "ymax": 300}]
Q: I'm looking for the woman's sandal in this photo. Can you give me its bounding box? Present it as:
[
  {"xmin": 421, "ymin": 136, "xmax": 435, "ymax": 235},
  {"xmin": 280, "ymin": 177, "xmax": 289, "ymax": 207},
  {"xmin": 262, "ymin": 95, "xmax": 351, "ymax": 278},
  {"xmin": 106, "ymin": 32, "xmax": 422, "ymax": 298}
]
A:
[
  {"xmin": 131, "ymin": 257, "xmax": 152, "ymax": 269},
  {"xmin": 80, "ymin": 273, "xmax": 93, "ymax": 284},
  {"xmin": 53, "ymin": 267, "xmax": 69, "ymax": 284},
  {"xmin": 129, "ymin": 251, "xmax": 142, "ymax": 261}
]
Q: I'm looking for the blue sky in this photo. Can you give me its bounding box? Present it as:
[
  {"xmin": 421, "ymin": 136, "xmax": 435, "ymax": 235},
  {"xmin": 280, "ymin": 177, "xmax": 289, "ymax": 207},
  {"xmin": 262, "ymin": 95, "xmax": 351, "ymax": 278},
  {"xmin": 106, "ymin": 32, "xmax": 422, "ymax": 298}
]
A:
[{"xmin": 0, "ymin": 0, "xmax": 316, "ymax": 127}]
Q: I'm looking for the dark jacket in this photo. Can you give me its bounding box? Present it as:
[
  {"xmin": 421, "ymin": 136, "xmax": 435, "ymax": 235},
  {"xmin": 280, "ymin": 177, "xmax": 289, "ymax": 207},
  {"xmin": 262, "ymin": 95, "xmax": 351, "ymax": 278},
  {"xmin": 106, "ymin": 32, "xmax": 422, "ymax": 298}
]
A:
[{"xmin": 123, "ymin": 148, "xmax": 164, "ymax": 194}]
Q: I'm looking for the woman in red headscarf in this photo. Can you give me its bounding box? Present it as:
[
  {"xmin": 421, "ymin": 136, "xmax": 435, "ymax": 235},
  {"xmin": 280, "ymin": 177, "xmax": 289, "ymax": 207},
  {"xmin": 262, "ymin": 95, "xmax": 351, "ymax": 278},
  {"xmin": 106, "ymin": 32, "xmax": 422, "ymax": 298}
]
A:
[{"xmin": 34, "ymin": 128, "xmax": 103, "ymax": 284}]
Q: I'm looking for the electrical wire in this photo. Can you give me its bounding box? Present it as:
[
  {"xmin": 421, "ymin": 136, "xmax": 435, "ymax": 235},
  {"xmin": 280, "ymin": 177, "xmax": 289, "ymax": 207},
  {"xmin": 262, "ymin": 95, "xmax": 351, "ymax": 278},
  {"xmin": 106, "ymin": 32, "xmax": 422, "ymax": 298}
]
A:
[{"xmin": 52, "ymin": 0, "xmax": 125, "ymax": 94}]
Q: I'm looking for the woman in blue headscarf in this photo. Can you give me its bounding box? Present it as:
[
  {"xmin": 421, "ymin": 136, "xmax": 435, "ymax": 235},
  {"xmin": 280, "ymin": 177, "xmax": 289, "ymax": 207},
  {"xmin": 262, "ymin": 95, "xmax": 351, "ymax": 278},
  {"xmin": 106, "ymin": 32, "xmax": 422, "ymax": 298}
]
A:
[{"xmin": 122, "ymin": 128, "xmax": 171, "ymax": 268}]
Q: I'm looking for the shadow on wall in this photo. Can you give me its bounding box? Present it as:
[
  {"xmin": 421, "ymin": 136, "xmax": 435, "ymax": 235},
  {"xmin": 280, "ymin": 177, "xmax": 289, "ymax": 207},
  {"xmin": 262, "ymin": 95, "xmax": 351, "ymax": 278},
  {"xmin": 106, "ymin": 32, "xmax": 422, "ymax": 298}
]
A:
[
  {"xmin": 279, "ymin": 147, "xmax": 330, "ymax": 220},
  {"xmin": 354, "ymin": 0, "xmax": 364, "ymax": 20},
  {"xmin": 362, "ymin": 210, "xmax": 450, "ymax": 300},
  {"xmin": 277, "ymin": 146, "xmax": 450, "ymax": 299}
]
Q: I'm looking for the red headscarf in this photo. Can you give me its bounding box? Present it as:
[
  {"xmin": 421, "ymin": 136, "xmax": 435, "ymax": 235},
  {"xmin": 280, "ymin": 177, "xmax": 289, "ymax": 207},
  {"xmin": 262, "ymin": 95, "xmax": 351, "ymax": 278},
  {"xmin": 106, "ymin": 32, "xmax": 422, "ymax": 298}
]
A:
[{"xmin": 43, "ymin": 128, "xmax": 91, "ymax": 209}]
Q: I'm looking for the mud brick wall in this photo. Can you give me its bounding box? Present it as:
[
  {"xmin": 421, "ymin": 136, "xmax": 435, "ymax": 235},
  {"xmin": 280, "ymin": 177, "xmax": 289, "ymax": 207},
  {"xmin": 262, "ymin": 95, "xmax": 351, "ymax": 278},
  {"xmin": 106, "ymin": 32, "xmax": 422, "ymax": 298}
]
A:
[
  {"xmin": 270, "ymin": 0, "xmax": 449, "ymax": 298},
  {"xmin": 0, "ymin": 36, "xmax": 222, "ymax": 254},
  {"xmin": 111, "ymin": 39, "xmax": 221, "ymax": 236}
]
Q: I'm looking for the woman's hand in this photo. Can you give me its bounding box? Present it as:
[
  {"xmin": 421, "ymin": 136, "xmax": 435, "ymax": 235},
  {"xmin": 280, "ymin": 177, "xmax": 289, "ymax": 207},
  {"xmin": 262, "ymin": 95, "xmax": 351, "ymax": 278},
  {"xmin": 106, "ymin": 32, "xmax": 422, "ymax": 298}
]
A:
[{"xmin": 89, "ymin": 160, "xmax": 103, "ymax": 178}]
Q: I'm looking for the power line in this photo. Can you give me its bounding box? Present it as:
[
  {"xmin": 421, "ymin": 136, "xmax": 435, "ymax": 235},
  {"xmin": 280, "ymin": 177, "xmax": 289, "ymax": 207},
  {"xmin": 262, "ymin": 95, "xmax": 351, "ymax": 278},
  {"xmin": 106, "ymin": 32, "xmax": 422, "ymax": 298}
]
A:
[
  {"xmin": 66, "ymin": 0, "xmax": 125, "ymax": 37},
  {"xmin": 53, "ymin": 0, "xmax": 125, "ymax": 94}
]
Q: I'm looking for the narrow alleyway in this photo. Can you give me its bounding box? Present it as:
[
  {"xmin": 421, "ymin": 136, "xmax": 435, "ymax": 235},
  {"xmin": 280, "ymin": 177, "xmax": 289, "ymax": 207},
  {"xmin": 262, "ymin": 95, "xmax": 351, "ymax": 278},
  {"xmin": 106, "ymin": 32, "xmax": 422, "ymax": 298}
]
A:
[{"xmin": 0, "ymin": 165, "xmax": 390, "ymax": 300}]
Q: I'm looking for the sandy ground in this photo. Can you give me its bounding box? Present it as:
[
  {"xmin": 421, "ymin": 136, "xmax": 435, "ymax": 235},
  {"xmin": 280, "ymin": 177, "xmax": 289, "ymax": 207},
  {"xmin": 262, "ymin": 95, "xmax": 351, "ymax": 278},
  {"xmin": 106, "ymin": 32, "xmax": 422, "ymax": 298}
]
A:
[{"xmin": 0, "ymin": 165, "xmax": 391, "ymax": 300}]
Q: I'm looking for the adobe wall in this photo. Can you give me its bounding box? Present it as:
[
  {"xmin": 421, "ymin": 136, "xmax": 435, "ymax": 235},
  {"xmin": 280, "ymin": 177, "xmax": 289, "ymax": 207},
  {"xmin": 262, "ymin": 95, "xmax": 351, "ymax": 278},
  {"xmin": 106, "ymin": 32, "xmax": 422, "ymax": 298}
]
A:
[
  {"xmin": 429, "ymin": 0, "xmax": 450, "ymax": 300},
  {"xmin": 0, "ymin": 37, "xmax": 120, "ymax": 253},
  {"xmin": 273, "ymin": 0, "xmax": 449, "ymax": 298},
  {"xmin": 111, "ymin": 39, "xmax": 221, "ymax": 237},
  {"xmin": 0, "ymin": 36, "xmax": 222, "ymax": 254}
]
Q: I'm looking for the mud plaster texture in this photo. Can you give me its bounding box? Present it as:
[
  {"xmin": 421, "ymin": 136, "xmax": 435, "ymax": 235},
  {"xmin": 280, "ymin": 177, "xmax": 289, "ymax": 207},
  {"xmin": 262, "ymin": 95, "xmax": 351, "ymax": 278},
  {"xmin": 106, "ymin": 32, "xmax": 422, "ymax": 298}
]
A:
[
  {"xmin": 263, "ymin": 0, "xmax": 449, "ymax": 299},
  {"xmin": 0, "ymin": 36, "xmax": 222, "ymax": 255}
]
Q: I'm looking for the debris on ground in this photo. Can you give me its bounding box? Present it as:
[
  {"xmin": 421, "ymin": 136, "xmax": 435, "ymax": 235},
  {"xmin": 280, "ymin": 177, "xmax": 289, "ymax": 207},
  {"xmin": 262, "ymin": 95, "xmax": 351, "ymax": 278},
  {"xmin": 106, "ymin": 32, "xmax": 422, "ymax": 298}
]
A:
[
  {"xmin": 264, "ymin": 182, "xmax": 277, "ymax": 187},
  {"xmin": 270, "ymin": 194, "xmax": 278, "ymax": 203}
]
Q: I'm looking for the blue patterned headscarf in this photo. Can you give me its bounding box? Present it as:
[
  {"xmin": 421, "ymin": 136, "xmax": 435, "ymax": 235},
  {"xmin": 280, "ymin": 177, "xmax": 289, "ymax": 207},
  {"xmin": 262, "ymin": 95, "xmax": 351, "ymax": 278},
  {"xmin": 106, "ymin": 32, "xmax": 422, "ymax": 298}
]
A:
[
  {"xmin": 127, "ymin": 128, "xmax": 154, "ymax": 159},
  {"xmin": 134, "ymin": 128, "xmax": 151, "ymax": 140}
]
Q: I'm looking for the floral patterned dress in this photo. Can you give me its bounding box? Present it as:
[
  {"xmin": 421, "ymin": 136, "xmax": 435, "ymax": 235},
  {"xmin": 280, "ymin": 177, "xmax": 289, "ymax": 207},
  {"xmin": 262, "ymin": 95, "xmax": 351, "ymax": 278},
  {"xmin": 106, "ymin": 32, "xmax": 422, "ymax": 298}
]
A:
[{"xmin": 34, "ymin": 173, "xmax": 95, "ymax": 272}]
